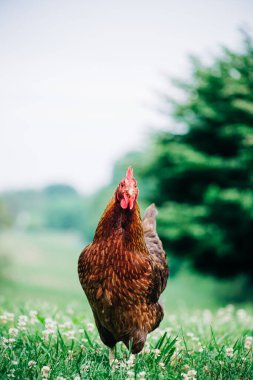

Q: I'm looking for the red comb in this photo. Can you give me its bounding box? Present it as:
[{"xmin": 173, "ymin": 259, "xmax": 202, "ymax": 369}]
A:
[{"xmin": 126, "ymin": 167, "xmax": 133, "ymax": 180}]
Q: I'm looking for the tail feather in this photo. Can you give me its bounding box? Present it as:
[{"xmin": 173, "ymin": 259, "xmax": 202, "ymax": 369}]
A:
[
  {"xmin": 142, "ymin": 203, "xmax": 157, "ymax": 233},
  {"xmin": 143, "ymin": 203, "xmax": 169, "ymax": 300}
]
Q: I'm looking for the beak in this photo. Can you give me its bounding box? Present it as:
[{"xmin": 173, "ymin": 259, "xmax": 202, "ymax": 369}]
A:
[{"xmin": 127, "ymin": 187, "xmax": 134, "ymax": 197}]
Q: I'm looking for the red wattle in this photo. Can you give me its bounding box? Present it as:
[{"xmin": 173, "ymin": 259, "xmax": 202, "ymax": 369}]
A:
[
  {"xmin": 120, "ymin": 194, "xmax": 129, "ymax": 209},
  {"xmin": 129, "ymin": 197, "xmax": 134, "ymax": 210}
]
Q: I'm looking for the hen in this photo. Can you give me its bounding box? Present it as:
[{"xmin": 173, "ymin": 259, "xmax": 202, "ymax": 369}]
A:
[{"xmin": 78, "ymin": 167, "xmax": 169, "ymax": 358}]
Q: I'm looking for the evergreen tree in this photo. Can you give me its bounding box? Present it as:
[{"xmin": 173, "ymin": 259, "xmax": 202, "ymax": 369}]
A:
[{"xmin": 142, "ymin": 33, "xmax": 253, "ymax": 280}]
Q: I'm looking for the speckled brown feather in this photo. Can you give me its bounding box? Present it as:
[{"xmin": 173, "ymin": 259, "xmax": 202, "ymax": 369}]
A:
[{"xmin": 78, "ymin": 194, "xmax": 168, "ymax": 353}]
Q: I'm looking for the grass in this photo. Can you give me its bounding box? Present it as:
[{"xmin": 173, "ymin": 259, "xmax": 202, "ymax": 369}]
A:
[
  {"xmin": 0, "ymin": 230, "xmax": 246, "ymax": 309},
  {"xmin": 0, "ymin": 303, "xmax": 252, "ymax": 379},
  {"xmin": 0, "ymin": 230, "xmax": 252, "ymax": 378}
]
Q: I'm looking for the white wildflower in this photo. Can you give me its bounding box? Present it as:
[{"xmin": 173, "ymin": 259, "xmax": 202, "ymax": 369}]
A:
[
  {"xmin": 152, "ymin": 348, "xmax": 160, "ymax": 357},
  {"xmin": 226, "ymin": 304, "xmax": 234, "ymax": 313},
  {"xmin": 73, "ymin": 376, "xmax": 81, "ymax": 380},
  {"xmin": 18, "ymin": 315, "xmax": 28, "ymax": 330},
  {"xmin": 18, "ymin": 315, "xmax": 28, "ymax": 323},
  {"xmin": 127, "ymin": 370, "xmax": 135, "ymax": 377},
  {"xmin": 9, "ymin": 328, "xmax": 18, "ymax": 337},
  {"xmin": 63, "ymin": 330, "xmax": 75, "ymax": 340},
  {"xmin": 1, "ymin": 312, "xmax": 14, "ymax": 323},
  {"xmin": 68, "ymin": 350, "xmax": 74, "ymax": 359},
  {"xmin": 187, "ymin": 369, "xmax": 197, "ymax": 379},
  {"xmin": 203, "ymin": 309, "xmax": 212, "ymax": 324},
  {"xmin": 186, "ymin": 332, "xmax": 194, "ymax": 338},
  {"xmin": 81, "ymin": 363, "xmax": 90, "ymax": 371},
  {"xmin": 29, "ymin": 310, "xmax": 37, "ymax": 318},
  {"xmin": 42, "ymin": 330, "xmax": 50, "ymax": 342},
  {"xmin": 12, "ymin": 361, "xmax": 18, "ymax": 365},
  {"xmin": 2, "ymin": 337, "xmax": 16, "ymax": 348},
  {"xmin": 7, "ymin": 312, "xmax": 15, "ymax": 321},
  {"xmin": 87, "ymin": 322, "xmax": 94, "ymax": 332},
  {"xmin": 56, "ymin": 377, "xmax": 66, "ymax": 380},
  {"xmin": 29, "ymin": 310, "xmax": 37, "ymax": 324},
  {"xmin": 197, "ymin": 342, "xmax": 203, "ymax": 352},
  {"xmin": 7, "ymin": 369, "xmax": 15, "ymax": 378},
  {"xmin": 126, "ymin": 355, "xmax": 135, "ymax": 367},
  {"xmin": 78, "ymin": 328, "xmax": 84, "ymax": 334},
  {"xmin": 159, "ymin": 361, "xmax": 165, "ymax": 369},
  {"xmin": 59, "ymin": 321, "xmax": 72, "ymax": 329},
  {"xmin": 0, "ymin": 314, "xmax": 8, "ymax": 324},
  {"xmin": 28, "ymin": 360, "xmax": 37, "ymax": 368},
  {"xmin": 244, "ymin": 336, "xmax": 252, "ymax": 350},
  {"xmin": 237, "ymin": 309, "xmax": 247, "ymax": 321},
  {"xmin": 41, "ymin": 365, "xmax": 50, "ymax": 378},
  {"xmin": 225, "ymin": 347, "xmax": 234, "ymax": 358},
  {"xmin": 181, "ymin": 374, "xmax": 189, "ymax": 380},
  {"xmin": 45, "ymin": 318, "xmax": 57, "ymax": 333},
  {"xmin": 171, "ymin": 351, "xmax": 179, "ymax": 366}
]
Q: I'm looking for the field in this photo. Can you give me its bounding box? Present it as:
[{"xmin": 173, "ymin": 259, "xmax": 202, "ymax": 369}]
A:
[{"xmin": 0, "ymin": 231, "xmax": 253, "ymax": 379}]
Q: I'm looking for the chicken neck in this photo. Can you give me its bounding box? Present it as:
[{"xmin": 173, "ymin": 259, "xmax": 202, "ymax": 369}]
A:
[{"xmin": 93, "ymin": 195, "xmax": 148, "ymax": 253}]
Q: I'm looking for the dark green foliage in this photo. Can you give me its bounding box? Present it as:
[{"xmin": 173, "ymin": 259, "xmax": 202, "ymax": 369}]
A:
[{"xmin": 141, "ymin": 33, "xmax": 253, "ymax": 280}]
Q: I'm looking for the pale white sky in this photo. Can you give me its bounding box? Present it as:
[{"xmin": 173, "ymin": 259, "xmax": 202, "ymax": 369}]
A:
[{"xmin": 0, "ymin": 0, "xmax": 252, "ymax": 194}]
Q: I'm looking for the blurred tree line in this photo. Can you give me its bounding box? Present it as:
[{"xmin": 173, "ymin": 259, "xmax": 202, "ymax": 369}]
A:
[
  {"xmin": 140, "ymin": 32, "xmax": 253, "ymax": 282},
  {"xmin": 1, "ymin": 32, "xmax": 253, "ymax": 287}
]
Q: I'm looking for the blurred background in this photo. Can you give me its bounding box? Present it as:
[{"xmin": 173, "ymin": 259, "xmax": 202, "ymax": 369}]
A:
[{"xmin": 1, "ymin": 0, "xmax": 253, "ymax": 311}]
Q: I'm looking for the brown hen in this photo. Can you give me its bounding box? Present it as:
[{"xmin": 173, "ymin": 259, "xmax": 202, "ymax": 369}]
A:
[{"xmin": 78, "ymin": 167, "xmax": 169, "ymax": 356}]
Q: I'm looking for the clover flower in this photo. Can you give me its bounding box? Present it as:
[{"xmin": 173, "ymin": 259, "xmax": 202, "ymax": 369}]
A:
[
  {"xmin": 0, "ymin": 312, "xmax": 14, "ymax": 323},
  {"xmin": 182, "ymin": 369, "xmax": 197, "ymax": 380},
  {"xmin": 2, "ymin": 337, "xmax": 16, "ymax": 349},
  {"xmin": 152, "ymin": 348, "xmax": 160, "ymax": 357},
  {"xmin": 59, "ymin": 321, "xmax": 73, "ymax": 329},
  {"xmin": 87, "ymin": 322, "xmax": 94, "ymax": 332},
  {"xmin": 18, "ymin": 315, "xmax": 28, "ymax": 331},
  {"xmin": 138, "ymin": 371, "xmax": 146, "ymax": 380},
  {"xmin": 29, "ymin": 310, "xmax": 38, "ymax": 324},
  {"xmin": 63, "ymin": 330, "xmax": 75, "ymax": 340},
  {"xmin": 7, "ymin": 369, "xmax": 15, "ymax": 378},
  {"xmin": 159, "ymin": 361, "xmax": 165, "ymax": 369},
  {"xmin": 45, "ymin": 318, "xmax": 57, "ymax": 333},
  {"xmin": 41, "ymin": 365, "xmax": 50, "ymax": 378},
  {"xmin": 28, "ymin": 360, "xmax": 37, "ymax": 368},
  {"xmin": 225, "ymin": 347, "xmax": 234, "ymax": 358},
  {"xmin": 244, "ymin": 336, "xmax": 252, "ymax": 350},
  {"xmin": 126, "ymin": 369, "xmax": 135, "ymax": 380},
  {"xmin": 9, "ymin": 328, "xmax": 18, "ymax": 337}
]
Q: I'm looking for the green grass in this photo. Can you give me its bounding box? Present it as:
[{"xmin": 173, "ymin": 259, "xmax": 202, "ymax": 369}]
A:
[
  {"xmin": 0, "ymin": 303, "xmax": 252, "ymax": 379},
  {"xmin": 0, "ymin": 230, "xmax": 252, "ymax": 378}
]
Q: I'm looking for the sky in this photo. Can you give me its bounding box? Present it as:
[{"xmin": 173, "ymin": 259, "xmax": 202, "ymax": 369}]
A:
[{"xmin": 1, "ymin": 0, "xmax": 253, "ymax": 194}]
